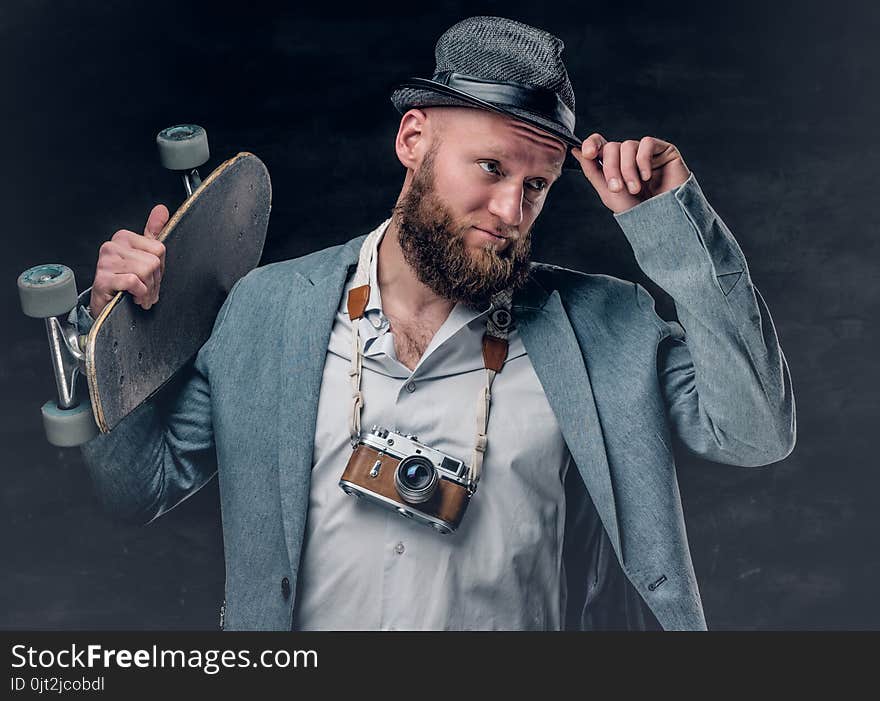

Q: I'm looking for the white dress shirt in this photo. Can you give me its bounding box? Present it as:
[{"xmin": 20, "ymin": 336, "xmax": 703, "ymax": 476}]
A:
[{"xmin": 293, "ymin": 220, "xmax": 573, "ymax": 630}]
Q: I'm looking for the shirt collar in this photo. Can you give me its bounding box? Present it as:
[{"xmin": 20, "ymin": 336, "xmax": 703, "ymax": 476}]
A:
[{"xmin": 364, "ymin": 219, "xmax": 389, "ymax": 318}]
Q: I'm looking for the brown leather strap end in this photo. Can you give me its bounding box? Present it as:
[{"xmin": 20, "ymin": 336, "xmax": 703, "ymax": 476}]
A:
[
  {"xmin": 347, "ymin": 284, "xmax": 370, "ymax": 320},
  {"xmin": 482, "ymin": 335, "xmax": 508, "ymax": 372}
]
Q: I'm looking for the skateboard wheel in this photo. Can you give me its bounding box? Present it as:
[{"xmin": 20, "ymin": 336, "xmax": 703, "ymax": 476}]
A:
[
  {"xmin": 41, "ymin": 398, "xmax": 98, "ymax": 447},
  {"xmin": 18, "ymin": 264, "xmax": 78, "ymax": 318},
  {"xmin": 156, "ymin": 124, "xmax": 210, "ymax": 171}
]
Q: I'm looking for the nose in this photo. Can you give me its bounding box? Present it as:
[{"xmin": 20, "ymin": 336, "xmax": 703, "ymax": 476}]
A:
[{"xmin": 487, "ymin": 181, "xmax": 524, "ymax": 229}]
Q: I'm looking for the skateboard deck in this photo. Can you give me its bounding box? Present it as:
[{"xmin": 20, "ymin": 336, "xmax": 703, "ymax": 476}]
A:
[{"xmin": 85, "ymin": 152, "xmax": 271, "ymax": 433}]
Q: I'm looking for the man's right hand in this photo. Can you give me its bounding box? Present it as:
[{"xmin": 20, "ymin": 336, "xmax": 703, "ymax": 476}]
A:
[{"xmin": 89, "ymin": 204, "xmax": 169, "ymax": 317}]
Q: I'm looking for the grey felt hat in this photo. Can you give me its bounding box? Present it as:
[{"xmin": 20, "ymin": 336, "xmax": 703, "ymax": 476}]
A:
[{"xmin": 391, "ymin": 16, "xmax": 584, "ymax": 165}]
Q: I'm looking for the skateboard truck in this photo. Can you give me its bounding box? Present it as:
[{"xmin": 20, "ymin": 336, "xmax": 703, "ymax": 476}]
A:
[
  {"xmin": 19, "ymin": 123, "xmax": 211, "ymax": 447},
  {"xmin": 18, "ymin": 264, "xmax": 95, "ymax": 447}
]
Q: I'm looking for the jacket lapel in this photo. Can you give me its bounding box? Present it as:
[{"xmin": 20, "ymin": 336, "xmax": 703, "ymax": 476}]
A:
[
  {"xmin": 277, "ymin": 236, "xmax": 365, "ymax": 572},
  {"xmin": 515, "ymin": 282, "xmax": 623, "ymax": 560}
]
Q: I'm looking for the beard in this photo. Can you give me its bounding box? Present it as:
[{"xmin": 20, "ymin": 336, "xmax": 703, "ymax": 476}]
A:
[{"xmin": 392, "ymin": 151, "xmax": 534, "ymax": 309}]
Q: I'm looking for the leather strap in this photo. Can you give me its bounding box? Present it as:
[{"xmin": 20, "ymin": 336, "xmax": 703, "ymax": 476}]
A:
[
  {"xmin": 482, "ymin": 335, "xmax": 508, "ymax": 373},
  {"xmin": 347, "ymin": 284, "xmax": 370, "ymax": 320}
]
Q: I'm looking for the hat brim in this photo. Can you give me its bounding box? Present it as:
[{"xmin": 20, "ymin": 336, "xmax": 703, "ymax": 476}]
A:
[{"xmin": 391, "ymin": 78, "xmax": 585, "ymax": 172}]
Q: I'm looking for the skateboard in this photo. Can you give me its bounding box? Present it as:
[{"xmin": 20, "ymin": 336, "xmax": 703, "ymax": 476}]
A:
[{"xmin": 18, "ymin": 125, "xmax": 271, "ymax": 445}]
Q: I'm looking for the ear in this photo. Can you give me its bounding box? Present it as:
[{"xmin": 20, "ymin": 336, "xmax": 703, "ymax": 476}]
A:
[{"xmin": 395, "ymin": 109, "xmax": 430, "ymax": 170}]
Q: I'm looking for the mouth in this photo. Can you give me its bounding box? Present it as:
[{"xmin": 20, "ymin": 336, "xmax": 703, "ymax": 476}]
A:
[{"xmin": 473, "ymin": 227, "xmax": 507, "ymax": 242}]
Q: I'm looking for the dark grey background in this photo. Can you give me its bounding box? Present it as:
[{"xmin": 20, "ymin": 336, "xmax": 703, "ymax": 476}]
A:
[{"xmin": 2, "ymin": 0, "xmax": 876, "ymax": 629}]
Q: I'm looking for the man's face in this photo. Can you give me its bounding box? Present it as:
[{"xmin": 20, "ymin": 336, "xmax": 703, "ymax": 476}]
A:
[{"xmin": 395, "ymin": 107, "xmax": 566, "ymax": 308}]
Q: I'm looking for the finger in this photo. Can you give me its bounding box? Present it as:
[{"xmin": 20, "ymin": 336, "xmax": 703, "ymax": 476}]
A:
[
  {"xmin": 111, "ymin": 272, "xmax": 150, "ymax": 306},
  {"xmin": 143, "ymin": 206, "xmax": 167, "ymax": 303},
  {"xmin": 581, "ymin": 133, "xmax": 607, "ymax": 160},
  {"xmin": 600, "ymin": 142, "xmax": 623, "ymax": 192},
  {"xmin": 131, "ymin": 247, "xmax": 163, "ymax": 309},
  {"xmin": 111, "ymin": 229, "xmax": 165, "ymax": 275},
  {"xmin": 147, "ymin": 265, "xmax": 159, "ymax": 306},
  {"xmin": 636, "ymin": 137, "xmax": 656, "ymax": 181},
  {"xmin": 118, "ymin": 247, "xmax": 162, "ymax": 305},
  {"xmin": 143, "ymin": 204, "xmax": 169, "ymax": 240},
  {"xmin": 111, "ymin": 228, "xmax": 166, "ymax": 261},
  {"xmin": 620, "ymin": 140, "xmax": 642, "ymax": 194},
  {"xmin": 97, "ymin": 239, "xmax": 124, "ymax": 270}
]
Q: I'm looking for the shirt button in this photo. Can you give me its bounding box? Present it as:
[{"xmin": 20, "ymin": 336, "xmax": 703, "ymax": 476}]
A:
[
  {"xmin": 405, "ymin": 381, "xmax": 416, "ymax": 393},
  {"xmin": 395, "ymin": 542, "xmax": 405, "ymax": 555},
  {"xmin": 281, "ymin": 577, "xmax": 290, "ymax": 599}
]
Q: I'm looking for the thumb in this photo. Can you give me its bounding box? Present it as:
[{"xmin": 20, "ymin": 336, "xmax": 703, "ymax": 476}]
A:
[
  {"xmin": 571, "ymin": 147, "xmax": 609, "ymax": 196},
  {"xmin": 143, "ymin": 204, "xmax": 169, "ymax": 240}
]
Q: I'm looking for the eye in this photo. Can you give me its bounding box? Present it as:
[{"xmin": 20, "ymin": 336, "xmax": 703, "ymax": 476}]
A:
[
  {"xmin": 526, "ymin": 179, "xmax": 548, "ymax": 193},
  {"xmin": 478, "ymin": 161, "xmax": 501, "ymax": 175}
]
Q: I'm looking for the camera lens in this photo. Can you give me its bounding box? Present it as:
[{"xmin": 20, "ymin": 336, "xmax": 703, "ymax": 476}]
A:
[
  {"xmin": 394, "ymin": 456, "xmax": 439, "ymax": 504},
  {"xmin": 404, "ymin": 462, "xmax": 432, "ymax": 488}
]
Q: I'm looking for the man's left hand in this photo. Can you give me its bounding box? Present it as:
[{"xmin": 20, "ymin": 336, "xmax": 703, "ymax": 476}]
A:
[{"xmin": 571, "ymin": 133, "xmax": 691, "ymax": 214}]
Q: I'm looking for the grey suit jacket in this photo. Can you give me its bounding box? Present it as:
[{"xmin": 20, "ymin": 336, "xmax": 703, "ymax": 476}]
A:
[{"xmin": 80, "ymin": 172, "xmax": 796, "ymax": 631}]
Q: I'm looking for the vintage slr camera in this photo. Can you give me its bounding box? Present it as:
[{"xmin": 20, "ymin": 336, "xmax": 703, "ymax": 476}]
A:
[{"xmin": 339, "ymin": 425, "xmax": 473, "ymax": 534}]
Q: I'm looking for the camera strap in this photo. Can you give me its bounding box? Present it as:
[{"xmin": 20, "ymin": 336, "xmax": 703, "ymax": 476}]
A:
[{"xmin": 346, "ymin": 220, "xmax": 513, "ymax": 493}]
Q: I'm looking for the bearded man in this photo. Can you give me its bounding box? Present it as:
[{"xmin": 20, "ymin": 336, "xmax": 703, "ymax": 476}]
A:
[{"xmin": 78, "ymin": 16, "xmax": 796, "ymax": 631}]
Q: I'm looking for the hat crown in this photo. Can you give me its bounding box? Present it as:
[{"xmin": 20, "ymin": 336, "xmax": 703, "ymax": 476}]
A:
[{"xmin": 432, "ymin": 16, "xmax": 575, "ymax": 113}]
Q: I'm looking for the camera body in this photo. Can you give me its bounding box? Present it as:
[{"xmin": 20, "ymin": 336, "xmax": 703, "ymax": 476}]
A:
[{"xmin": 339, "ymin": 425, "xmax": 473, "ymax": 534}]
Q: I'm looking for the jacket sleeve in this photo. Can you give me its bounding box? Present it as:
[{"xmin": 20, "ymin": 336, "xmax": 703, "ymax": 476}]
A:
[
  {"xmin": 613, "ymin": 172, "xmax": 796, "ymax": 467},
  {"xmin": 77, "ymin": 280, "xmax": 242, "ymax": 524}
]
